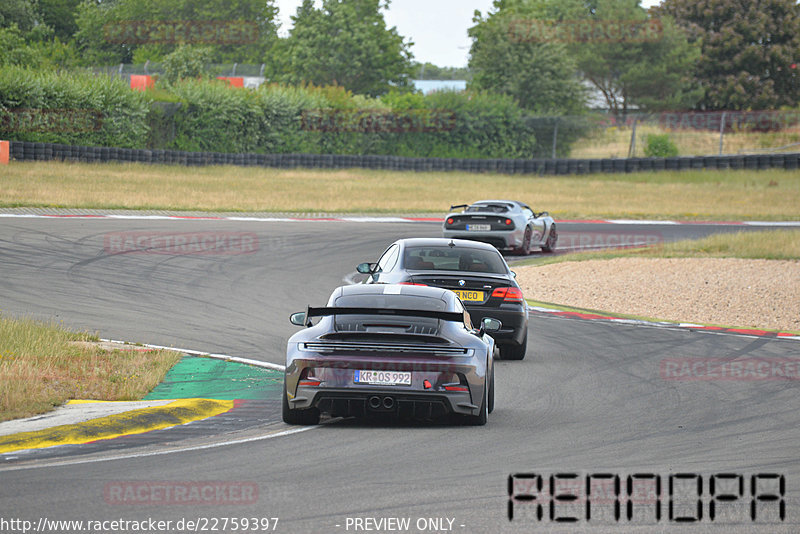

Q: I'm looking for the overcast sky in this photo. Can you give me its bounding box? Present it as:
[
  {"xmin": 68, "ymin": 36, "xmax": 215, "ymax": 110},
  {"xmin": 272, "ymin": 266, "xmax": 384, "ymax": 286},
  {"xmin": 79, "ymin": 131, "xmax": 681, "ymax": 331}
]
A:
[{"xmin": 273, "ymin": 0, "xmax": 662, "ymax": 68}]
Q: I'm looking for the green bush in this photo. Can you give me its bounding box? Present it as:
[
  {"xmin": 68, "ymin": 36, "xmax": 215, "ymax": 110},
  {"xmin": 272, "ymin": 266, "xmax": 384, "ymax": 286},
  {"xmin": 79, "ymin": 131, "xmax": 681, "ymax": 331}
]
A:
[
  {"xmin": 0, "ymin": 65, "xmax": 150, "ymax": 148},
  {"xmin": 167, "ymin": 79, "xmax": 263, "ymax": 153},
  {"xmin": 158, "ymin": 83, "xmax": 540, "ymax": 157},
  {"xmin": 161, "ymin": 46, "xmax": 214, "ymax": 85},
  {"xmin": 0, "ymin": 67, "xmax": 564, "ymax": 158},
  {"xmin": 644, "ymin": 133, "xmax": 679, "ymax": 157}
]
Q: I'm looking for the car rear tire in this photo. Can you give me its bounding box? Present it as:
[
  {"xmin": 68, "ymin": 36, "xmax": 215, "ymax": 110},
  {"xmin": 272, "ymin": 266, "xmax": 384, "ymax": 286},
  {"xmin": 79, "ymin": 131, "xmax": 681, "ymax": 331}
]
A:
[
  {"xmin": 488, "ymin": 364, "xmax": 495, "ymax": 414},
  {"xmin": 517, "ymin": 227, "xmax": 532, "ymax": 255},
  {"xmin": 282, "ymin": 385, "xmax": 320, "ymax": 425},
  {"xmin": 500, "ymin": 331, "xmax": 527, "ymax": 360},
  {"xmin": 541, "ymin": 224, "xmax": 557, "ymax": 253},
  {"xmin": 465, "ymin": 382, "xmax": 488, "ymax": 426}
]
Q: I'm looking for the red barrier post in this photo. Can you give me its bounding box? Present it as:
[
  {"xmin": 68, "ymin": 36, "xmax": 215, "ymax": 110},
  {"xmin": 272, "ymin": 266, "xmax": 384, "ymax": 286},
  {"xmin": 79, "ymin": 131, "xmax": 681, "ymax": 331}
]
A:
[{"xmin": 130, "ymin": 75, "xmax": 154, "ymax": 91}]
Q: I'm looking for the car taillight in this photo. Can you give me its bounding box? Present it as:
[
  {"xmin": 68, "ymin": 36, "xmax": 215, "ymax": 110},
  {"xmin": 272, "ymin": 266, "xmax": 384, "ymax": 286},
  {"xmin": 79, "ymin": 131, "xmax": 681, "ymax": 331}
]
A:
[
  {"xmin": 443, "ymin": 374, "xmax": 468, "ymax": 392},
  {"xmin": 446, "ymin": 217, "xmax": 454, "ymax": 225},
  {"xmin": 299, "ymin": 379, "xmax": 321, "ymax": 386},
  {"xmin": 299, "ymin": 368, "xmax": 321, "ymax": 386},
  {"xmin": 491, "ymin": 287, "xmax": 524, "ymax": 302},
  {"xmin": 505, "ymin": 218, "xmax": 512, "ymax": 225}
]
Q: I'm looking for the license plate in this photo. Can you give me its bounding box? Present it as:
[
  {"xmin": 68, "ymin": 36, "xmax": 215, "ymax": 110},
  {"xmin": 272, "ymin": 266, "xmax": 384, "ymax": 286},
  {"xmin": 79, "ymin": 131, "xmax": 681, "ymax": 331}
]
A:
[
  {"xmin": 452, "ymin": 289, "xmax": 484, "ymax": 302},
  {"xmin": 467, "ymin": 224, "xmax": 491, "ymax": 231},
  {"xmin": 354, "ymin": 370, "xmax": 411, "ymax": 386}
]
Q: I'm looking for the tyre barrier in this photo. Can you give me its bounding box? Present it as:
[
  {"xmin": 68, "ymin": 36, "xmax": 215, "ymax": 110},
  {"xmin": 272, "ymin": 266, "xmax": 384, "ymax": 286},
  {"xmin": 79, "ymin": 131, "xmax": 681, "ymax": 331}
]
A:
[{"xmin": 5, "ymin": 140, "xmax": 800, "ymax": 175}]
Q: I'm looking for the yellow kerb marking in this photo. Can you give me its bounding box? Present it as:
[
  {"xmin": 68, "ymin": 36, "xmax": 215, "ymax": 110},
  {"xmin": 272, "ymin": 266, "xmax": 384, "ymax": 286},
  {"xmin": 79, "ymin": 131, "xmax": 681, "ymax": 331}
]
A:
[{"xmin": 0, "ymin": 398, "xmax": 234, "ymax": 453}]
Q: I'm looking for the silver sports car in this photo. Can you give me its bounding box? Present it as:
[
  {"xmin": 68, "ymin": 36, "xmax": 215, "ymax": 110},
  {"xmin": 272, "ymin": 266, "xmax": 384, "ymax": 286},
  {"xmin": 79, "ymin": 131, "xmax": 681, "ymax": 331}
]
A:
[
  {"xmin": 442, "ymin": 200, "xmax": 557, "ymax": 254},
  {"xmin": 283, "ymin": 283, "xmax": 499, "ymax": 425}
]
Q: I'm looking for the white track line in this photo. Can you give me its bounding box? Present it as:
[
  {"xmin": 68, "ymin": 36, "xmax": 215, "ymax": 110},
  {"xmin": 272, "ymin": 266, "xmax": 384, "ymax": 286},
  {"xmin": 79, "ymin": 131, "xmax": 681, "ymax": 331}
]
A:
[
  {"xmin": 0, "ymin": 425, "xmax": 319, "ymax": 472},
  {"xmin": 100, "ymin": 339, "xmax": 285, "ymax": 371}
]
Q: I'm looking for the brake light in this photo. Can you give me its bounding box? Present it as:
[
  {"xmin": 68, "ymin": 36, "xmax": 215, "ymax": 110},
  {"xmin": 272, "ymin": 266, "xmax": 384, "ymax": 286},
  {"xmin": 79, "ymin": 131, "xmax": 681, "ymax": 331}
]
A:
[
  {"xmin": 299, "ymin": 368, "xmax": 321, "ymax": 386},
  {"xmin": 491, "ymin": 287, "xmax": 524, "ymax": 302},
  {"xmin": 505, "ymin": 218, "xmax": 512, "ymax": 225},
  {"xmin": 444, "ymin": 385, "xmax": 469, "ymax": 392},
  {"xmin": 446, "ymin": 218, "xmax": 454, "ymax": 225},
  {"xmin": 299, "ymin": 379, "xmax": 321, "ymax": 386}
]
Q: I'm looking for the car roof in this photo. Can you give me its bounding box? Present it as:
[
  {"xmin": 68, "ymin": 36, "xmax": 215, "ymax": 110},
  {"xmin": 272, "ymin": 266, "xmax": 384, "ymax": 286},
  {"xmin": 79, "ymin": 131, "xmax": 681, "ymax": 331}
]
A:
[
  {"xmin": 469, "ymin": 200, "xmax": 525, "ymax": 209},
  {"xmin": 393, "ymin": 237, "xmax": 502, "ymax": 252},
  {"xmin": 472, "ymin": 199, "xmax": 520, "ymax": 205}
]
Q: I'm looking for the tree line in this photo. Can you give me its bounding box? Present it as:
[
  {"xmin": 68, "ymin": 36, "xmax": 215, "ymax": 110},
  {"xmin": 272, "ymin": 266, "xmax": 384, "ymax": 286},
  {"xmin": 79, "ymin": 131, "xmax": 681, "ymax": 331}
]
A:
[{"xmin": 1, "ymin": 0, "xmax": 798, "ymax": 114}]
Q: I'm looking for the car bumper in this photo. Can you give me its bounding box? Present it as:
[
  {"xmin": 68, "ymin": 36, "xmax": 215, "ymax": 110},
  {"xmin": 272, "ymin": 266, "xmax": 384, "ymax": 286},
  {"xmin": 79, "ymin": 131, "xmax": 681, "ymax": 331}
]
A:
[
  {"xmin": 289, "ymin": 387, "xmax": 478, "ymax": 418},
  {"xmin": 466, "ymin": 305, "xmax": 528, "ymax": 347},
  {"xmin": 442, "ymin": 229, "xmax": 524, "ymax": 251},
  {"xmin": 285, "ymin": 355, "xmax": 486, "ymax": 418}
]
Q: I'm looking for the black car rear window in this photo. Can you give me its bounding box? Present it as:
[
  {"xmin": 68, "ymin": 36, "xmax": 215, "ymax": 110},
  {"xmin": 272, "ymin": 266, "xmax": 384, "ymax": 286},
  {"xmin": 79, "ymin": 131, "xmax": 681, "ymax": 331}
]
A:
[
  {"xmin": 332, "ymin": 294, "xmax": 446, "ymax": 334},
  {"xmin": 334, "ymin": 294, "xmax": 447, "ymax": 311},
  {"xmin": 465, "ymin": 203, "xmax": 511, "ymax": 213},
  {"xmin": 404, "ymin": 246, "xmax": 508, "ymax": 274}
]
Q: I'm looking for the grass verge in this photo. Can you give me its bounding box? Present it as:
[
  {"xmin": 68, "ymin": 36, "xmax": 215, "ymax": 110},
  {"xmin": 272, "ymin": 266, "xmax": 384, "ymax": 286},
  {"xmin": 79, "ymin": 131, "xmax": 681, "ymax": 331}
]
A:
[
  {"xmin": 571, "ymin": 122, "xmax": 800, "ymax": 159},
  {"xmin": 0, "ymin": 315, "xmax": 183, "ymax": 422},
  {"xmin": 1, "ymin": 161, "xmax": 799, "ymax": 221},
  {"xmin": 520, "ymin": 229, "xmax": 800, "ymax": 267}
]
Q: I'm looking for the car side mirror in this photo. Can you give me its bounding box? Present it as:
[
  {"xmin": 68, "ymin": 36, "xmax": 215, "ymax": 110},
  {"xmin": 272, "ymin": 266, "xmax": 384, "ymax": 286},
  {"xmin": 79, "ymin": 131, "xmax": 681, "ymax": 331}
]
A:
[
  {"xmin": 289, "ymin": 312, "xmax": 307, "ymax": 326},
  {"xmin": 356, "ymin": 262, "xmax": 376, "ymax": 274},
  {"xmin": 481, "ymin": 317, "xmax": 502, "ymax": 334}
]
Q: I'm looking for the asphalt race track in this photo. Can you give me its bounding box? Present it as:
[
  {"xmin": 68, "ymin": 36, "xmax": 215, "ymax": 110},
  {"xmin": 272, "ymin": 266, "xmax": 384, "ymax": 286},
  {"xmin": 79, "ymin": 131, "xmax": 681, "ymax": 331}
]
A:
[{"xmin": 0, "ymin": 217, "xmax": 798, "ymax": 533}]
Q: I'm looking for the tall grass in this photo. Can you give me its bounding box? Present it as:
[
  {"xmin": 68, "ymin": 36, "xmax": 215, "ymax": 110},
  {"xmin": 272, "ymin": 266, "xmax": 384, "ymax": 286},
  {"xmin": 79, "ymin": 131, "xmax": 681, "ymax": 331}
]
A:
[
  {"xmin": 0, "ymin": 315, "xmax": 182, "ymax": 422},
  {"xmin": 1, "ymin": 161, "xmax": 798, "ymax": 221}
]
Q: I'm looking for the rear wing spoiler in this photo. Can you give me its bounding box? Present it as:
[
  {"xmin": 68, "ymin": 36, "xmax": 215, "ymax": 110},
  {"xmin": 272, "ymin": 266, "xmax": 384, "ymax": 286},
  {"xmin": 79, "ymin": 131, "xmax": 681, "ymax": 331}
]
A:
[
  {"xmin": 306, "ymin": 307, "xmax": 463, "ymax": 323},
  {"xmin": 449, "ymin": 204, "xmax": 468, "ymax": 211}
]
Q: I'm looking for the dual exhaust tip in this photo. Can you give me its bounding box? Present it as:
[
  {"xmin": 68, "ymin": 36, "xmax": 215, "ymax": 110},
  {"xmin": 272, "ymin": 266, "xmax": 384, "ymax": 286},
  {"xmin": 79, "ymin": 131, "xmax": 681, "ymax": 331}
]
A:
[{"xmin": 368, "ymin": 396, "xmax": 395, "ymax": 410}]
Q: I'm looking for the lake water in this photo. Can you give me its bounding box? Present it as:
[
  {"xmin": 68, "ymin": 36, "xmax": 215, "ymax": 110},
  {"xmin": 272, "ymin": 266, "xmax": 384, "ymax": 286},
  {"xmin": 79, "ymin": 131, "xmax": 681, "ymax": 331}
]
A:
[{"xmin": 412, "ymin": 80, "xmax": 468, "ymax": 94}]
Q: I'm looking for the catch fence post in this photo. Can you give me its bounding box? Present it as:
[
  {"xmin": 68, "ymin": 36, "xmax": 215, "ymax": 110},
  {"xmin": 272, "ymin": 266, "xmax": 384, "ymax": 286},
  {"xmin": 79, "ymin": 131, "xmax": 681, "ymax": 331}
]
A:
[
  {"xmin": 628, "ymin": 119, "xmax": 638, "ymax": 157},
  {"xmin": 551, "ymin": 119, "xmax": 559, "ymax": 159}
]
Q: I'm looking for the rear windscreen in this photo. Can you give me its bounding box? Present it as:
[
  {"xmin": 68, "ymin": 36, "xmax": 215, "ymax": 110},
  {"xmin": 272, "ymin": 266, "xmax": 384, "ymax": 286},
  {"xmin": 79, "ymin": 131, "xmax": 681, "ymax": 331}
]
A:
[
  {"xmin": 404, "ymin": 246, "xmax": 508, "ymax": 274},
  {"xmin": 332, "ymin": 294, "xmax": 445, "ymax": 334},
  {"xmin": 466, "ymin": 203, "xmax": 511, "ymax": 213}
]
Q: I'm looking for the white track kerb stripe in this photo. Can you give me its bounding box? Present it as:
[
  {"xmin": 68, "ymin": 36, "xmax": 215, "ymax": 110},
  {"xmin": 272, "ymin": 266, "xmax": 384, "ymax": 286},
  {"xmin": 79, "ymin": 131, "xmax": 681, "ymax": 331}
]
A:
[
  {"xmin": 100, "ymin": 339, "xmax": 286, "ymax": 371},
  {"xmin": 1, "ymin": 213, "xmax": 799, "ymax": 226}
]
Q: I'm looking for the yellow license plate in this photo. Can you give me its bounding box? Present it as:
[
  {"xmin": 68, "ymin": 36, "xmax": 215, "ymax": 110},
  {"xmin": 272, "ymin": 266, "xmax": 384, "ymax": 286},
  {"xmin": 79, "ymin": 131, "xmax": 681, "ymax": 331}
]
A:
[{"xmin": 453, "ymin": 290, "xmax": 484, "ymax": 302}]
